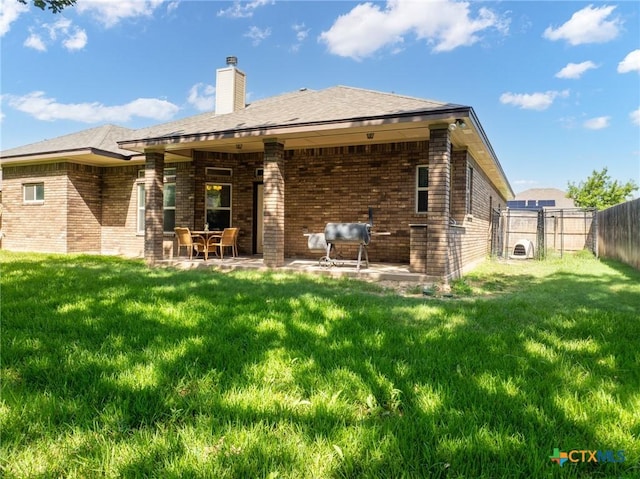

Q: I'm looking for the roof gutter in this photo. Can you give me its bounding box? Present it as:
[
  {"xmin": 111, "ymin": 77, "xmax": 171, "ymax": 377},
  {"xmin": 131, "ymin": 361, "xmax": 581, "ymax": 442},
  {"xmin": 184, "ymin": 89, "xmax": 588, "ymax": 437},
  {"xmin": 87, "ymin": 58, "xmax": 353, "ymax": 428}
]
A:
[{"xmin": 0, "ymin": 147, "xmax": 138, "ymax": 165}]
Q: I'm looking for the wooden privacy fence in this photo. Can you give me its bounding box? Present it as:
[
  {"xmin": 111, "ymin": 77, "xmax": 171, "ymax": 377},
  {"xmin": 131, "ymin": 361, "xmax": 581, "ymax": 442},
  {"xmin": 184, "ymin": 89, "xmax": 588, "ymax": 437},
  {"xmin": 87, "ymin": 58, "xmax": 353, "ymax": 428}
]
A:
[{"xmin": 597, "ymin": 198, "xmax": 640, "ymax": 270}]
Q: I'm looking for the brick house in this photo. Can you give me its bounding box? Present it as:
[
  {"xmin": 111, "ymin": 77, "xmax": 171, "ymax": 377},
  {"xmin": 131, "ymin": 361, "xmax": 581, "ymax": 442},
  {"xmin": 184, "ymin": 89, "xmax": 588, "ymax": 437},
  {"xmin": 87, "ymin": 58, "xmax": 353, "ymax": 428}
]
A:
[{"xmin": 0, "ymin": 60, "xmax": 513, "ymax": 281}]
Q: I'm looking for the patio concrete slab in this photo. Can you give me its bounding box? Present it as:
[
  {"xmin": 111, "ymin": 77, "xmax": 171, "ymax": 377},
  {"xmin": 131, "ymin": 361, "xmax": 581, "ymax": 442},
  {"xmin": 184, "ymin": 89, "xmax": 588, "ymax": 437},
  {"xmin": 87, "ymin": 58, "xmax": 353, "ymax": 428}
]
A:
[{"xmin": 159, "ymin": 256, "xmax": 431, "ymax": 283}]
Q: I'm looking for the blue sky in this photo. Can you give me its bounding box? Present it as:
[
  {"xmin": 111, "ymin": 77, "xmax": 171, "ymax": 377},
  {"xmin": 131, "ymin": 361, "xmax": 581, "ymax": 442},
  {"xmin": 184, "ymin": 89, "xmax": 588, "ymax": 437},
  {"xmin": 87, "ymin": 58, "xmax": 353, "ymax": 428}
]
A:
[{"xmin": 1, "ymin": 0, "xmax": 639, "ymax": 194}]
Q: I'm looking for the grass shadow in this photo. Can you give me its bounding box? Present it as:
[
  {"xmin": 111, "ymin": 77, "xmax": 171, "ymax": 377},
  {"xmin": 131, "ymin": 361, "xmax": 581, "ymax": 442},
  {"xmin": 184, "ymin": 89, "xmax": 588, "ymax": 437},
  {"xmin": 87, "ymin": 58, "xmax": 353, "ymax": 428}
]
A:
[{"xmin": 1, "ymin": 252, "xmax": 639, "ymax": 478}]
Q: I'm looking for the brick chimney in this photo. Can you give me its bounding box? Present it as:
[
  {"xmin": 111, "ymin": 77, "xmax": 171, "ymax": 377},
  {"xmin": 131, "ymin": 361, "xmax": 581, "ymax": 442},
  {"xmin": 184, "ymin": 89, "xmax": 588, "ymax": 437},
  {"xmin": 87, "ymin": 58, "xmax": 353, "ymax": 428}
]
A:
[{"xmin": 215, "ymin": 56, "xmax": 246, "ymax": 115}]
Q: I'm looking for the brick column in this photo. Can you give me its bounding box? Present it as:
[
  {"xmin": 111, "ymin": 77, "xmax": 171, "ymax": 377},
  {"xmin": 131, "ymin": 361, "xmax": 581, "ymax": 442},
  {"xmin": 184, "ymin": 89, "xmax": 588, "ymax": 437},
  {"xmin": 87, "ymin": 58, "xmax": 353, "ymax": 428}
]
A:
[
  {"xmin": 427, "ymin": 126, "xmax": 451, "ymax": 281},
  {"xmin": 409, "ymin": 224, "xmax": 428, "ymax": 273},
  {"xmin": 263, "ymin": 140, "xmax": 285, "ymax": 267},
  {"xmin": 450, "ymin": 149, "xmax": 468, "ymax": 223},
  {"xmin": 144, "ymin": 150, "xmax": 165, "ymax": 263}
]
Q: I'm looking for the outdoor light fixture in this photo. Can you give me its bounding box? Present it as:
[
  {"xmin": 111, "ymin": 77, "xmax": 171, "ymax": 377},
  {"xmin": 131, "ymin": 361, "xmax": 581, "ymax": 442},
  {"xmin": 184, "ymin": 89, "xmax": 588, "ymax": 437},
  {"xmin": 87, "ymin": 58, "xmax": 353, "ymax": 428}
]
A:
[
  {"xmin": 448, "ymin": 119, "xmax": 467, "ymax": 131},
  {"xmin": 366, "ymin": 132, "xmax": 375, "ymax": 139}
]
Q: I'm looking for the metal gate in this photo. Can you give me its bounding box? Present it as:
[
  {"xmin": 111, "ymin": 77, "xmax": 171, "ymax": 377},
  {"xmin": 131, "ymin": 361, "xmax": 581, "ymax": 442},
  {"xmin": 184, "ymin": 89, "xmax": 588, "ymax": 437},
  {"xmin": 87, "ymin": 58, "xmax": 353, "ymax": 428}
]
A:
[
  {"xmin": 498, "ymin": 208, "xmax": 597, "ymax": 259},
  {"xmin": 490, "ymin": 207, "xmax": 503, "ymax": 257}
]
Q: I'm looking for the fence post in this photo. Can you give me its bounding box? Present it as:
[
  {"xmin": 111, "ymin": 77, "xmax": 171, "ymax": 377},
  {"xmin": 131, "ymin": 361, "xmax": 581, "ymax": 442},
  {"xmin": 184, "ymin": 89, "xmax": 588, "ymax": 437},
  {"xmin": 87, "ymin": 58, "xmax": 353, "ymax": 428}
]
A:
[
  {"xmin": 505, "ymin": 209, "xmax": 510, "ymax": 258},
  {"xmin": 537, "ymin": 209, "xmax": 545, "ymax": 259},
  {"xmin": 593, "ymin": 209, "xmax": 598, "ymax": 258},
  {"xmin": 560, "ymin": 209, "xmax": 564, "ymax": 258}
]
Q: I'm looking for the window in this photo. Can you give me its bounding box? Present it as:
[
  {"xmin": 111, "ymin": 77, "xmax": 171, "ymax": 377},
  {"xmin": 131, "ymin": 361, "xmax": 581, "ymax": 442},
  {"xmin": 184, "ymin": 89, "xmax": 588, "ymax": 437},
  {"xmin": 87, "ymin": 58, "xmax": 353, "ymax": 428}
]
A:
[
  {"xmin": 136, "ymin": 168, "xmax": 176, "ymax": 234},
  {"xmin": 205, "ymin": 183, "xmax": 232, "ymax": 230},
  {"xmin": 416, "ymin": 166, "xmax": 429, "ymax": 213},
  {"xmin": 137, "ymin": 183, "xmax": 145, "ymax": 234},
  {"xmin": 163, "ymin": 182, "xmax": 175, "ymax": 232},
  {"xmin": 24, "ymin": 182, "xmax": 44, "ymax": 203},
  {"xmin": 466, "ymin": 166, "xmax": 474, "ymax": 215}
]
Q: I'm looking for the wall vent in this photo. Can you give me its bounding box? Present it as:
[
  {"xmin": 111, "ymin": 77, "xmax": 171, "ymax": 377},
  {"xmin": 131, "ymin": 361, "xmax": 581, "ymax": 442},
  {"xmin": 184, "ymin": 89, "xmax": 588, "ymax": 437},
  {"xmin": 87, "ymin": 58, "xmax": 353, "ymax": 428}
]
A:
[{"xmin": 206, "ymin": 167, "xmax": 233, "ymax": 177}]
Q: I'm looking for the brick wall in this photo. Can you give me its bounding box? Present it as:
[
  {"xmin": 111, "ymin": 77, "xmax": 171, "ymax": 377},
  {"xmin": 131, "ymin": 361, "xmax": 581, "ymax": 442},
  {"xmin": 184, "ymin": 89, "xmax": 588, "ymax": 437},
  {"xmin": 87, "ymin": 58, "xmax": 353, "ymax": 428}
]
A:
[
  {"xmin": 232, "ymin": 153, "xmax": 263, "ymax": 254},
  {"xmin": 1, "ymin": 163, "xmax": 69, "ymax": 252},
  {"xmin": 449, "ymin": 153, "xmax": 507, "ymax": 278},
  {"xmin": 67, "ymin": 163, "xmax": 101, "ymax": 253},
  {"xmin": 283, "ymin": 141, "xmax": 430, "ymax": 263},
  {"xmin": 101, "ymin": 164, "xmax": 144, "ymax": 256},
  {"xmin": 1, "ymin": 138, "xmax": 508, "ymax": 274},
  {"xmin": 175, "ymin": 161, "xmax": 196, "ymax": 231},
  {"xmin": 450, "ymin": 149, "xmax": 468, "ymax": 222},
  {"xmin": 189, "ymin": 139, "xmax": 506, "ymax": 271},
  {"xmin": 101, "ymin": 161, "xmax": 192, "ymax": 259}
]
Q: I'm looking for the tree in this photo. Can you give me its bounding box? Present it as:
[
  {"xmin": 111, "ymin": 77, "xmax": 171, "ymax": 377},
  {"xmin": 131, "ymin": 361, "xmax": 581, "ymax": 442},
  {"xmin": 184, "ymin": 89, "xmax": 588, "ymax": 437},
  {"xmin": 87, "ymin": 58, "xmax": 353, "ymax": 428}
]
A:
[
  {"xmin": 566, "ymin": 167, "xmax": 638, "ymax": 210},
  {"xmin": 17, "ymin": 0, "xmax": 76, "ymax": 14}
]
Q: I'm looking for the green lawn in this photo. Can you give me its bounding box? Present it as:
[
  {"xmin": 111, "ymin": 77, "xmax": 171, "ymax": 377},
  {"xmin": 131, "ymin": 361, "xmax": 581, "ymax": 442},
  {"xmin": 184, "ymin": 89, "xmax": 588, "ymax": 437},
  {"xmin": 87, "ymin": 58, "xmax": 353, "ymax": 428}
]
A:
[{"xmin": 1, "ymin": 251, "xmax": 639, "ymax": 478}]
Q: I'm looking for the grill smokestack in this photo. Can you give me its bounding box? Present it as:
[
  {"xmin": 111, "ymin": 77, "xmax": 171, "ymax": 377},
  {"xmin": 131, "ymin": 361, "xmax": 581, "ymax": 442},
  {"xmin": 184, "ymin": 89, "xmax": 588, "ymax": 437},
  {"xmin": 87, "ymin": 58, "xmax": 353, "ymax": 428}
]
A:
[{"xmin": 215, "ymin": 56, "xmax": 246, "ymax": 115}]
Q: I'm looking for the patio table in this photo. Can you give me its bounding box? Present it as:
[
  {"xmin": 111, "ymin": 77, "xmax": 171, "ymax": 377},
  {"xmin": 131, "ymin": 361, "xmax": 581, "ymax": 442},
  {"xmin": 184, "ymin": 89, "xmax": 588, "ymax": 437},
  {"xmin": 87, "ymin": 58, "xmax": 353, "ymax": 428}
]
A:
[{"xmin": 192, "ymin": 230, "xmax": 222, "ymax": 259}]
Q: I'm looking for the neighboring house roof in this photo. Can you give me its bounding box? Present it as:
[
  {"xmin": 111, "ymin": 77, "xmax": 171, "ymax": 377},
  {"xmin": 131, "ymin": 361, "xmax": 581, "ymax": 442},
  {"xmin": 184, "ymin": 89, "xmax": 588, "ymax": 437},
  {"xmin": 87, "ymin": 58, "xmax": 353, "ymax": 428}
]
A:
[
  {"xmin": 511, "ymin": 188, "xmax": 576, "ymax": 208},
  {"xmin": 0, "ymin": 124, "xmax": 140, "ymax": 165}
]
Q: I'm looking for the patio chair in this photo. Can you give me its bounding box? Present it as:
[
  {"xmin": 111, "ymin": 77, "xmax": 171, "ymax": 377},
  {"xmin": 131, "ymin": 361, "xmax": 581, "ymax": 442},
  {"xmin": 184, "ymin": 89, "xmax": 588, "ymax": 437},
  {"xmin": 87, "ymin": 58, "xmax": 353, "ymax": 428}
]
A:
[
  {"xmin": 207, "ymin": 227, "xmax": 238, "ymax": 259},
  {"xmin": 174, "ymin": 227, "xmax": 206, "ymax": 260}
]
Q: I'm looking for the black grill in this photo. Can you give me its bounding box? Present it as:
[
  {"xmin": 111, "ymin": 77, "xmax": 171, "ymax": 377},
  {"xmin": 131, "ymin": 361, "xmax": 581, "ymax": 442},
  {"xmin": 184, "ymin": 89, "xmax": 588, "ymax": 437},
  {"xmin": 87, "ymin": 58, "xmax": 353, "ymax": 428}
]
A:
[
  {"xmin": 323, "ymin": 223, "xmax": 371, "ymax": 245},
  {"xmin": 306, "ymin": 223, "xmax": 371, "ymax": 271},
  {"xmin": 306, "ymin": 209, "xmax": 379, "ymax": 271}
]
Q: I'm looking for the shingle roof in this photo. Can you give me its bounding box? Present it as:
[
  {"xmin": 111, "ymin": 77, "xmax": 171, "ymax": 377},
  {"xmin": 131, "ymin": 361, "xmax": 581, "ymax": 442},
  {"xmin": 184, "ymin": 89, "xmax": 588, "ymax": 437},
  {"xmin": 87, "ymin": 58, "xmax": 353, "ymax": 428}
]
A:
[
  {"xmin": 129, "ymin": 86, "xmax": 462, "ymax": 141},
  {"xmin": 1, "ymin": 86, "xmax": 462, "ymax": 159},
  {"xmin": 0, "ymin": 124, "xmax": 137, "ymax": 159}
]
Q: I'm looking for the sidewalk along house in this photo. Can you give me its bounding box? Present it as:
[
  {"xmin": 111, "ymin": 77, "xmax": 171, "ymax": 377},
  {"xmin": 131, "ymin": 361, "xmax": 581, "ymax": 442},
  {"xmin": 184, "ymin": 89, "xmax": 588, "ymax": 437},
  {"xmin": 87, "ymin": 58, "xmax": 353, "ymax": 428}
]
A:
[{"xmin": 0, "ymin": 58, "xmax": 513, "ymax": 282}]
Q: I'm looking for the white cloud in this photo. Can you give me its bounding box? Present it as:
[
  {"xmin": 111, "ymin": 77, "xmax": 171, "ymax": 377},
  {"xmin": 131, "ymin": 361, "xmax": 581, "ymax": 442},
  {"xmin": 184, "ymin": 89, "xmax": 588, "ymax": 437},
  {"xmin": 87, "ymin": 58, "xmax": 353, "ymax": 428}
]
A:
[
  {"xmin": 319, "ymin": 0, "xmax": 509, "ymax": 60},
  {"xmin": 76, "ymin": 0, "xmax": 165, "ymax": 28},
  {"xmin": 187, "ymin": 83, "xmax": 216, "ymax": 111},
  {"xmin": 543, "ymin": 5, "xmax": 621, "ymax": 45},
  {"xmin": 291, "ymin": 23, "xmax": 309, "ymax": 52},
  {"xmin": 631, "ymin": 108, "xmax": 640, "ymax": 126},
  {"xmin": 166, "ymin": 1, "xmax": 180, "ymax": 14},
  {"xmin": 555, "ymin": 61, "xmax": 598, "ymax": 79},
  {"xmin": 0, "ymin": 0, "xmax": 29, "ymax": 37},
  {"xmin": 7, "ymin": 91, "xmax": 179, "ymax": 123},
  {"xmin": 583, "ymin": 116, "xmax": 610, "ymax": 130},
  {"xmin": 293, "ymin": 23, "xmax": 309, "ymax": 42},
  {"xmin": 24, "ymin": 33, "xmax": 47, "ymax": 51},
  {"xmin": 62, "ymin": 28, "xmax": 88, "ymax": 51},
  {"xmin": 46, "ymin": 17, "xmax": 72, "ymax": 40},
  {"xmin": 217, "ymin": 0, "xmax": 273, "ymax": 19},
  {"xmin": 245, "ymin": 25, "xmax": 271, "ymax": 46},
  {"xmin": 618, "ymin": 49, "xmax": 640, "ymax": 74},
  {"xmin": 500, "ymin": 90, "xmax": 569, "ymax": 111},
  {"xmin": 23, "ymin": 17, "xmax": 87, "ymax": 51}
]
